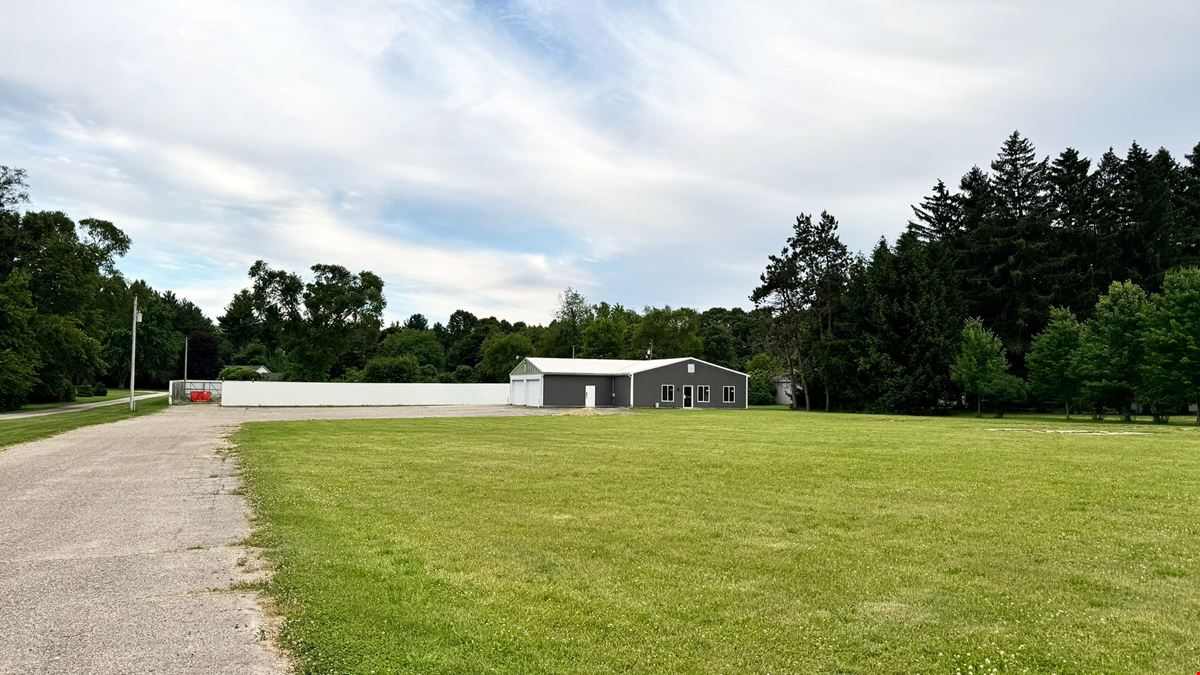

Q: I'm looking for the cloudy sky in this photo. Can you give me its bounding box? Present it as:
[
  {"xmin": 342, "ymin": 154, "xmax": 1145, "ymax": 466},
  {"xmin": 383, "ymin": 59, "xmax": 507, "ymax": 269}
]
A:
[{"xmin": 2, "ymin": 1, "xmax": 1197, "ymax": 324}]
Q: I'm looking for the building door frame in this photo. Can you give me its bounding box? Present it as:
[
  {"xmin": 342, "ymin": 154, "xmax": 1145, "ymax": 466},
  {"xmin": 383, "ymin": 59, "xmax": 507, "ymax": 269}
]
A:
[
  {"xmin": 584, "ymin": 385, "xmax": 596, "ymax": 408},
  {"xmin": 682, "ymin": 384, "xmax": 694, "ymax": 409}
]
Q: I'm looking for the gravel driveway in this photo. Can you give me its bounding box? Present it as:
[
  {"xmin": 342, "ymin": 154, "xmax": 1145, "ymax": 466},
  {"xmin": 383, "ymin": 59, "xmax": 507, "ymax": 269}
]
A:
[{"xmin": 0, "ymin": 404, "xmax": 582, "ymax": 674}]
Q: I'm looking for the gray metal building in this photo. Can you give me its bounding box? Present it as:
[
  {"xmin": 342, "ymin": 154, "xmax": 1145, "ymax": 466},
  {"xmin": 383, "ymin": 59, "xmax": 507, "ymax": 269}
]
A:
[{"xmin": 509, "ymin": 357, "xmax": 747, "ymax": 409}]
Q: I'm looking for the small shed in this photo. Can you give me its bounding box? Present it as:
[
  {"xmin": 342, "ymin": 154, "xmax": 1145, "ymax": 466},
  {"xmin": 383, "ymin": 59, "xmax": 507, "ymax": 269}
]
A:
[{"xmin": 510, "ymin": 357, "xmax": 747, "ymax": 409}]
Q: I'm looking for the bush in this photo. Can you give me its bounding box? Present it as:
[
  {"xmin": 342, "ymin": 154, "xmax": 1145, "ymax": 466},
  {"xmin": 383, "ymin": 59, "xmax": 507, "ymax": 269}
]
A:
[
  {"xmin": 361, "ymin": 355, "xmax": 420, "ymax": 383},
  {"xmin": 749, "ymin": 371, "xmax": 777, "ymax": 406},
  {"xmin": 220, "ymin": 366, "xmax": 263, "ymax": 381},
  {"xmin": 92, "ymin": 383, "xmax": 107, "ymax": 396}
]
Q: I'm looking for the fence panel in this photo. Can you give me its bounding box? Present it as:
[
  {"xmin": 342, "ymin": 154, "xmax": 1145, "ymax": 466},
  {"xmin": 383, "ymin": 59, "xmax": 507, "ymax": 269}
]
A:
[
  {"xmin": 220, "ymin": 381, "xmax": 510, "ymax": 407},
  {"xmin": 168, "ymin": 380, "xmax": 224, "ymax": 404}
]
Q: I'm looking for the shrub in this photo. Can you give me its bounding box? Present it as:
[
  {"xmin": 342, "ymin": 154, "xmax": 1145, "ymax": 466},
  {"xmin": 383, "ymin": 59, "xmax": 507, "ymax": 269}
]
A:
[
  {"xmin": 91, "ymin": 383, "xmax": 107, "ymax": 396},
  {"xmin": 220, "ymin": 366, "xmax": 263, "ymax": 381},
  {"xmin": 361, "ymin": 355, "xmax": 420, "ymax": 383}
]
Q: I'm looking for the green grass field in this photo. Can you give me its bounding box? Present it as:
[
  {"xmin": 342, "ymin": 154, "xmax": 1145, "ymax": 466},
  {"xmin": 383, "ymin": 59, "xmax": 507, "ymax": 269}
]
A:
[
  {"xmin": 236, "ymin": 409, "xmax": 1200, "ymax": 674},
  {"xmin": 0, "ymin": 396, "xmax": 168, "ymax": 449},
  {"xmin": 0, "ymin": 389, "xmax": 157, "ymax": 413}
]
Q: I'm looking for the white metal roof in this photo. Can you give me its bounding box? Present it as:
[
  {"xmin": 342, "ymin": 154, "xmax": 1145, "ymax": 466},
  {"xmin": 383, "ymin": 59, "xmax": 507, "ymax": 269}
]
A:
[{"xmin": 517, "ymin": 357, "xmax": 745, "ymax": 377}]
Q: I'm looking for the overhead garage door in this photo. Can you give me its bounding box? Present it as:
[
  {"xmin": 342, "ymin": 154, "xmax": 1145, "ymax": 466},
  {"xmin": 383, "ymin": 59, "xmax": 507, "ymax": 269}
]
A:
[
  {"xmin": 527, "ymin": 378, "xmax": 542, "ymax": 407},
  {"xmin": 511, "ymin": 379, "xmax": 526, "ymax": 405}
]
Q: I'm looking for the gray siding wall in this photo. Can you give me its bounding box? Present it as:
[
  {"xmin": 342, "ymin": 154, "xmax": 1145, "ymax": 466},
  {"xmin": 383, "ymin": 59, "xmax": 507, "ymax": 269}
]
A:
[
  {"xmin": 632, "ymin": 359, "xmax": 746, "ymax": 409},
  {"xmin": 542, "ymin": 375, "xmax": 618, "ymax": 407},
  {"xmin": 614, "ymin": 375, "xmax": 632, "ymax": 407}
]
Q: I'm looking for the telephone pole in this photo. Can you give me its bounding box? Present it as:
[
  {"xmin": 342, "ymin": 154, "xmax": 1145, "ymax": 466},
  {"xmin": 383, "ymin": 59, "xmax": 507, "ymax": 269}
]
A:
[
  {"xmin": 183, "ymin": 335, "xmax": 189, "ymax": 381},
  {"xmin": 129, "ymin": 296, "xmax": 140, "ymax": 412}
]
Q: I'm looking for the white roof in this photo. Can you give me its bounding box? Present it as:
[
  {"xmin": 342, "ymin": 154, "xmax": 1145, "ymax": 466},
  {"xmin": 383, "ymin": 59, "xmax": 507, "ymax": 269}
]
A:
[{"xmin": 520, "ymin": 357, "xmax": 745, "ymax": 377}]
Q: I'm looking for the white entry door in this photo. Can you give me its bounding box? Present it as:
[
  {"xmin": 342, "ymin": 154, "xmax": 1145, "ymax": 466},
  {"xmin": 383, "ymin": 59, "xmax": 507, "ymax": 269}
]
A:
[
  {"xmin": 584, "ymin": 385, "xmax": 596, "ymax": 408},
  {"xmin": 682, "ymin": 385, "xmax": 694, "ymax": 409}
]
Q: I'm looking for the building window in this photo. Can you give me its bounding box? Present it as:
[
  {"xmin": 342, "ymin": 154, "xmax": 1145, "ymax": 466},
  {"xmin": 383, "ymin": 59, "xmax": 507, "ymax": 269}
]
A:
[
  {"xmin": 723, "ymin": 386, "xmax": 736, "ymax": 403},
  {"xmin": 697, "ymin": 385, "xmax": 710, "ymax": 403},
  {"xmin": 687, "ymin": 363, "xmax": 695, "ymax": 373},
  {"xmin": 661, "ymin": 384, "xmax": 675, "ymax": 402}
]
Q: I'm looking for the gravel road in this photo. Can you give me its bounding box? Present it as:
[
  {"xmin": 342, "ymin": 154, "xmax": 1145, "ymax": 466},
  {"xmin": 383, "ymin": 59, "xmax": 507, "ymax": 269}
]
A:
[{"xmin": 0, "ymin": 404, "xmax": 577, "ymax": 674}]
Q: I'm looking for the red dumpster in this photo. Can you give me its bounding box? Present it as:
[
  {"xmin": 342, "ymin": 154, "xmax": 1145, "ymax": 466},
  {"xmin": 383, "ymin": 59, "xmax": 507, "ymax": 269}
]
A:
[
  {"xmin": 201, "ymin": 391, "xmax": 212, "ymax": 402},
  {"xmin": 190, "ymin": 391, "xmax": 202, "ymax": 402}
]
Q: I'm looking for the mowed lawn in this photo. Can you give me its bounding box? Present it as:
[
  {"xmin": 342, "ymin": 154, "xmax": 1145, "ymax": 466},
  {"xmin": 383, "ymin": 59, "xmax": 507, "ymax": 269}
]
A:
[
  {"xmin": 0, "ymin": 396, "xmax": 168, "ymax": 449},
  {"xmin": 236, "ymin": 410, "xmax": 1200, "ymax": 674}
]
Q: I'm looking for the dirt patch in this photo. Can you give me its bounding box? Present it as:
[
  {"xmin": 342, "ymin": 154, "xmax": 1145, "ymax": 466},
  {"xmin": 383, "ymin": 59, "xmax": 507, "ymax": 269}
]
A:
[{"xmin": 986, "ymin": 428, "xmax": 1150, "ymax": 436}]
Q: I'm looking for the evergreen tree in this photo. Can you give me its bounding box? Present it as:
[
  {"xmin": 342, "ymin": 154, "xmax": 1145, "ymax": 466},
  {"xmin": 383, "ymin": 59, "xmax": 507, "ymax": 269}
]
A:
[
  {"xmin": 1047, "ymin": 148, "xmax": 1100, "ymax": 312},
  {"xmin": 960, "ymin": 132, "xmax": 1054, "ymax": 372},
  {"xmin": 907, "ymin": 180, "xmax": 962, "ymax": 243}
]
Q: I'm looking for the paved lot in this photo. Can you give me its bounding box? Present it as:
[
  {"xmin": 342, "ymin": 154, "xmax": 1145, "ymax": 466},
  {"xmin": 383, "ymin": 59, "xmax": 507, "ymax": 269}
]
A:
[{"xmin": 0, "ymin": 404, "xmax": 578, "ymax": 674}]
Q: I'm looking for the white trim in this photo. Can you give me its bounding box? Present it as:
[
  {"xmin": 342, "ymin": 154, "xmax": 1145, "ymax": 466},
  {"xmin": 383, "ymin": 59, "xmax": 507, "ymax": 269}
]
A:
[
  {"xmin": 629, "ymin": 374, "xmax": 635, "ymax": 408},
  {"xmin": 744, "ymin": 373, "xmax": 749, "ymax": 409},
  {"xmin": 682, "ymin": 384, "xmax": 694, "ymax": 409},
  {"xmin": 723, "ymin": 385, "xmax": 736, "ymax": 404},
  {"xmin": 679, "ymin": 357, "xmax": 748, "ymax": 378},
  {"xmin": 661, "ymin": 384, "xmax": 675, "ymax": 403},
  {"xmin": 696, "ymin": 384, "xmax": 710, "ymax": 403}
]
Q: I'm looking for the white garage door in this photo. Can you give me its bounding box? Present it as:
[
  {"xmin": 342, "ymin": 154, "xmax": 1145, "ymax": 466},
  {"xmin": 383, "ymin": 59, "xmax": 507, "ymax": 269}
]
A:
[
  {"xmin": 511, "ymin": 379, "xmax": 526, "ymax": 406},
  {"xmin": 527, "ymin": 378, "xmax": 542, "ymax": 407}
]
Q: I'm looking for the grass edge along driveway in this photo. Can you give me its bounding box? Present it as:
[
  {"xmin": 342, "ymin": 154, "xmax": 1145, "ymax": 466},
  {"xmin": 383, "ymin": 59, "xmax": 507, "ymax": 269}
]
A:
[
  {"xmin": 0, "ymin": 396, "xmax": 169, "ymax": 449},
  {"xmin": 236, "ymin": 409, "xmax": 1200, "ymax": 674}
]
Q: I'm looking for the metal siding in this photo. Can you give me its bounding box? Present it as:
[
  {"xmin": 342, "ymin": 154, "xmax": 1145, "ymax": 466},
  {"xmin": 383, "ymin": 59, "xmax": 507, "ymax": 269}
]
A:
[
  {"xmin": 220, "ymin": 382, "xmax": 510, "ymax": 407},
  {"xmin": 631, "ymin": 359, "xmax": 746, "ymax": 409},
  {"xmin": 613, "ymin": 375, "xmax": 632, "ymax": 407},
  {"xmin": 542, "ymin": 375, "xmax": 618, "ymax": 407}
]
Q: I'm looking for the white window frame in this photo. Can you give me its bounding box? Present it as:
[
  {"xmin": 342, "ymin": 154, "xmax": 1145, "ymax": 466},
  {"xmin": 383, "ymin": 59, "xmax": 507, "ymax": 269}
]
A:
[
  {"xmin": 661, "ymin": 384, "xmax": 675, "ymax": 403},
  {"xmin": 722, "ymin": 385, "xmax": 736, "ymax": 404},
  {"xmin": 697, "ymin": 385, "xmax": 710, "ymax": 403}
]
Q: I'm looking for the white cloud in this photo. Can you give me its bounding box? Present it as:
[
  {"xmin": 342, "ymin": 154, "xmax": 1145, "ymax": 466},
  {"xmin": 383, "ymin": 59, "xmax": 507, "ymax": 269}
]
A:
[{"xmin": 1, "ymin": 0, "xmax": 1197, "ymax": 323}]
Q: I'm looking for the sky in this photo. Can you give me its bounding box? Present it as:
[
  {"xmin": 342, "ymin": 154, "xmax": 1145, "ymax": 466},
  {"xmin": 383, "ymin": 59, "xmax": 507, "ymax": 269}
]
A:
[{"xmin": 1, "ymin": 1, "xmax": 1198, "ymax": 325}]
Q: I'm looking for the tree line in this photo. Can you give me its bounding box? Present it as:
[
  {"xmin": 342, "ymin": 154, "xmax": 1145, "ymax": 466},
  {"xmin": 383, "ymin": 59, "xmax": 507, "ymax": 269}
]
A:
[
  {"xmin": 0, "ymin": 166, "xmax": 778, "ymax": 408},
  {"xmin": 217, "ymin": 280, "xmax": 775, "ymax": 391},
  {"xmin": 753, "ymin": 132, "xmax": 1200, "ymax": 421},
  {"xmin": 5, "ymin": 130, "xmax": 1197, "ymax": 419}
]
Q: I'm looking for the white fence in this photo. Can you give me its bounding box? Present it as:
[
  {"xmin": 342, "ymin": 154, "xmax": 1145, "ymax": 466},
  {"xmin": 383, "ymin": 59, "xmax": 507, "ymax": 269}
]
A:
[{"xmin": 220, "ymin": 381, "xmax": 510, "ymax": 407}]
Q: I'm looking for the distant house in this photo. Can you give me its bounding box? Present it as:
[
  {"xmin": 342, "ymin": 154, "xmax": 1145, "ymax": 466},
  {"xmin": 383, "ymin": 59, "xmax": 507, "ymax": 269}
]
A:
[
  {"xmin": 226, "ymin": 364, "xmax": 283, "ymax": 381},
  {"xmin": 509, "ymin": 357, "xmax": 747, "ymax": 409}
]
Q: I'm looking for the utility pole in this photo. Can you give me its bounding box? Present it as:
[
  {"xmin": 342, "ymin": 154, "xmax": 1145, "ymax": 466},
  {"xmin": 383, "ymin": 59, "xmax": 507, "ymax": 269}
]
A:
[
  {"xmin": 129, "ymin": 296, "xmax": 140, "ymax": 412},
  {"xmin": 183, "ymin": 336, "xmax": 189, "ymax": 381}
]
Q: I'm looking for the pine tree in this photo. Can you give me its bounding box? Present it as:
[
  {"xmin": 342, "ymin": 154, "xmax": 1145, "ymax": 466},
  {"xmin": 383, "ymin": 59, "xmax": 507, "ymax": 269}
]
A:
[
  {"xmin": 959, "ymin": 132, "xmax": 1054, "ymax": 372},
  {"xmin": 907, "ymin": 180, "xmax": 962, "ymax": 243},
  {"xmin": 1047, "ymin": 148, "xmax": 1100, "ymax": 312}
]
